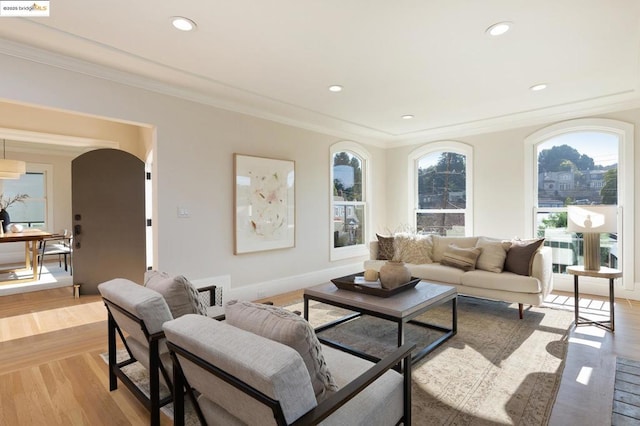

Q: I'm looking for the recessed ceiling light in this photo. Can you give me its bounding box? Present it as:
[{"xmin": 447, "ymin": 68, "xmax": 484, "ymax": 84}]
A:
[
  {"xmin": 401, "ymin": 115, "xmax": 414, "ymax": 120},
  {"xmin": 486, "ymin": 21, "xmax": 512, "ymax": 36},
  {"xmin": 328, "ymin": 85, "xmax": 343, "ymax": 92},
  {"xmin": 171, "ymin": 16, "xmax": 197, "ymax": 32},
  {"xmin": 530, "ymin": 83, "xmax": 548, "ymax": 91}
]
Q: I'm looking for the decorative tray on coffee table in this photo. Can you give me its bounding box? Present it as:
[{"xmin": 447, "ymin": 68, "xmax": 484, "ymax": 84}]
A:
[{"xmin": 330, "ymin": 273, "xmax": 421, "ymax": 298}]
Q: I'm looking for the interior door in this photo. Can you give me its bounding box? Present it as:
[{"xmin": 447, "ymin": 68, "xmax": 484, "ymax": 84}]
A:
[{"xmin": 72, "ymin": 148, "xmax": 146, "ymax": 294}]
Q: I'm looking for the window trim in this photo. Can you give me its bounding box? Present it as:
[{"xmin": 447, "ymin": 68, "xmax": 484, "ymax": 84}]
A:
[
  {"xmin": 330, "ymin": 141, "xmax": 371, "ymax": 261},
  {"xmin": 408, "ymin": 141, "xmax": 474, "ymax": 236},
  {"xmin": 2, "ymin": 163, "xmax": 53, "ymax": 230},
  {"xmin": 524, "ymin": 118, "xmax": 634, "ymax": 291}
]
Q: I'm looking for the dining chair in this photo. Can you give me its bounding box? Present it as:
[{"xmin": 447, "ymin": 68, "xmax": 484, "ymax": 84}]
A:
[{"xmin": 38, "ymin": 232, "xmax": 73, "ymax": 279}]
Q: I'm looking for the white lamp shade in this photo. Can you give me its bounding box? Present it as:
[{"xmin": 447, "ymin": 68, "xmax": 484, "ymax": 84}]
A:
[
  {"xmin": 0, "ymin": 172, "xmax": 21, "ymax": 179},
  {"xmin": 0, "ymin": 159, "xmax": 26, "ymax": 174},
  {"xmin": 567, "ymin": 205, "xmax": 617, "ymax": 233}
]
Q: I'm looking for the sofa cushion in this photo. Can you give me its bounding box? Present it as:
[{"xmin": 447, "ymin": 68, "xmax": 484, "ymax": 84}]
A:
[
  {"xmin": 504, "ymin": 238, "xmax": 545, "ymax": 276},
  {"xmin": 394, "ymin": 233, "xmax": 433, "ymax": 264},
  {"xmin": 376, "ymin": 234, "xmax": 395, "ymax": 260},
  {"xmin": 431, "ymin": 236, "xmax": 478, "ymax": 263},
  {"xmin": 440, "ymin": 244, "xmax": 482, "ymax": 271},
  {"xmin": 144, "ymin": 270, "xmax": 208, "ymax": 318},
  {"xmin": 475, "ymin": 237, "xmax": 512, "ymax": 273},
  {"xmin": 410, "ymin": 263, "xmax": 466, "ymax": 285},
  {"xmin": 461, "ymin": 269, "xmax": 542, "ymax": 294},
  {"xmin": 225, "ymin": 300, "xmax": 338, "ymax": 399}
]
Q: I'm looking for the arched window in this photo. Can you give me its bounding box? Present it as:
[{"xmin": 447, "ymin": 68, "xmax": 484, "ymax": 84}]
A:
[
  {"xmin": 409, "ymin": 141, "xmax": 473, "ymax": 236},
  {"xmin": 525, "ymin": 118, "xmax": 634, "ymax": 291},
  {"xmin": 330, "ymin": 142, "xmax": 370, "ymax": 261}
]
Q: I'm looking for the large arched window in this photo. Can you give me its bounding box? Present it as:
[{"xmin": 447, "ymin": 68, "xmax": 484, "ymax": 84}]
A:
[
  {"xmin": 525, "ymin": 118, "xmax": 634, "ymax": 292},
  {"xmin": 330, "ymin": 142, "xmax": 370, "ymax": 261},
  {"xmin": 409, "ymin": 141, "xmax": 473, "ymax": 236}
]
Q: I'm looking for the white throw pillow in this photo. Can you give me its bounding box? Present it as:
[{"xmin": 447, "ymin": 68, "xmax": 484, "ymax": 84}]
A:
[
  {"xmin": 475, "ymin": 236, "xmax": 512, "ymax": 273},
  {"xmin": 144, "ymin": 270, "xmax": 207, "ymax": 318}
]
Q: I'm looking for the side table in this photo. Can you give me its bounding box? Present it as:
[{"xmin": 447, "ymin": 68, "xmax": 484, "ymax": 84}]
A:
[{"xmin": 567, "ymin": 265, "xmax": 622, "ymax": 332}]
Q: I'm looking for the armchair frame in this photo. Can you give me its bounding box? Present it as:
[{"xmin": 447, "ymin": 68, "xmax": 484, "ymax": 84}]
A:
[
  {"xmin": 103, "ymin": 297, "xmax": 173, "ymax": 426},
  {"xmin": 167, "ymin": 339, "xmax": 414, "ymax": 426}
]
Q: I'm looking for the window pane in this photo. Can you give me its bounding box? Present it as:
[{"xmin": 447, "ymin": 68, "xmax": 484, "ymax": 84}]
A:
[
  {"xmin": 537, "ymin": 132, "xmax": 617, "ymax": 206},
  {"xmin": 416, "ymin": 212, "xmax": 465, "ymax": 236},
  {"xmin": 333, "ymin": 152, "xmax": 362, "ymax": 202},
  {"xmin": 418, "ymin": 152, "xmax": 466, "ymax": 209},
  {"xmin": 333, "ymin": 203, "xmax": 364, "ymax": 247},
  {"xmin": 536, "ymin": 211, "xmax": 618, "ymax": 272},
  {"xmin": 2, "ymin": 172, "xmax": 46, "ymax": 227}
]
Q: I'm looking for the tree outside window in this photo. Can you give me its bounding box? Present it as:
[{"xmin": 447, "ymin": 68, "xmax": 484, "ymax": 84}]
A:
[
  {"xmin": 416, "ymin": 151, "xmax": 466, "ymax": 236},
  {"xmin": 333, "ymin": 151, "xmax": 364, "ymax": 248},
  {"xmin": 535, "ymin": 132, "xmax": 618, "ymax": 272}
]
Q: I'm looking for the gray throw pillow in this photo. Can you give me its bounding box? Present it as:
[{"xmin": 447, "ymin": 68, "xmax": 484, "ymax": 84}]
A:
[
  {"xmin": 225, "ymin": 300, "xmax": 338, "ymax": 399},
  {"xmin": 144, "ymin": 270, "xmax": 207, "ymax": 318}
]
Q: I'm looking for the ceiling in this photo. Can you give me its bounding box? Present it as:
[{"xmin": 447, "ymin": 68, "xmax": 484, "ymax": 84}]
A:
[{"xmin": 1, "ymin": 1, "xmax": 640, "ymax": 146}]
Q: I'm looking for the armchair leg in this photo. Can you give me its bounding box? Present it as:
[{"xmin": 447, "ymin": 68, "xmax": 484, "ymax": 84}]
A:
[
  {"xmin": 149, "ymin": 340, "xmax": 161, "ymax": 426},
  {"xmin": 107, "ymin": 314, "xmax": 118, "ymax": 391}
]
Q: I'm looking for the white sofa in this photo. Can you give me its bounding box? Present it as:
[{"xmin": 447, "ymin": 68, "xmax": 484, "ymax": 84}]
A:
[{"xmin": 364, "ymin": 234, "xmax": 553, "ymax": 319}]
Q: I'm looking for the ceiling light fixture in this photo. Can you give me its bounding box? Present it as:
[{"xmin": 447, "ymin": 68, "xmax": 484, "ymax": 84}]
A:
[
  {"xmin": 328, "ymin": 85, "xmax": 343, "ymax": 92},
  {"xmin": 171, "ymin": 16, "xmax": 197, "ymax": 32},
  {"xmin": 401, "ymin": 115, "xmax": 414, "ymax": 120},
  {"xmin": 530, "ymin": 83, "xmax": 548, "ymax": 91},
  {"xmin": 486, "ymin": 21, "xmax": 512, "ymax": 36},
  {"xmin": 0, "ymin": 139, "xmax": 26, "ymax": 180}
]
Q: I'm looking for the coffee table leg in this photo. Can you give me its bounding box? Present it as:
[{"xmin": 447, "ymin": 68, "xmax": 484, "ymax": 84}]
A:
[
  {"xmin": 452, "ymin": 297, "xmax": 457, "ymax": 335},
  {"xmin": 398, "ymin": 321, "xmax": 404, "ymax": 347},
  {"xmin": 304, "ymin": 295, "xmax": 309, "ymax": 320}
]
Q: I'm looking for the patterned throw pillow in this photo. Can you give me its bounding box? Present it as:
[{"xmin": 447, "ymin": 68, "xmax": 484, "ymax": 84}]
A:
[
  {"xmin": 393, "ymin": 233, "xmax": 433, "ymax": 264},
  {"xmin": 504, "ymin": 238, "xmax": 545, "ymax": 276},
  {"xmin": 225, "ymin": 300, "xmax": 338, "ymax": 399},
  {"xmin": 376, "ymin": 234, "xmax": 395, "ymax": 260},
  {"xmin": 440, "ymin": 244, "xmax": 482, "ymax": 271},
  {"xmin": 144, "ymin": 270, "xmax": 208, "ymax": 318}
]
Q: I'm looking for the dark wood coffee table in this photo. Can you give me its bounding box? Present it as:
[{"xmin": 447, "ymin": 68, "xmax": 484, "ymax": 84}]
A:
[{"xmin": 304, "ymin": 280, "xmax": 457, "ymax": 364}]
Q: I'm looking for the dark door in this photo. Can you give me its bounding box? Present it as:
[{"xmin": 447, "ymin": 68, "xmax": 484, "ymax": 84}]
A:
[{"xmin": 72, "ymin": 148, "xmax": 146, "ymax": 294}]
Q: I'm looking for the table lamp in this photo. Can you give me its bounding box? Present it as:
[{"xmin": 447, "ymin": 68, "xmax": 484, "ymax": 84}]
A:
[{"xmin": 567, "ymin": 205, "xmax": 617, "ymax": 271}]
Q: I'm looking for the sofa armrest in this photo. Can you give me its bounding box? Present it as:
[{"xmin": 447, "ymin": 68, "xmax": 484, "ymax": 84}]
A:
[
  {"xmin": 369, "ymin": 240, "xmax": 379, "ymax": 260},
  {"xmin": 531, "ymin": 246, "xmax": 553, "ymax": 297},
  {"xmin": 290, "ymin": 343, "xmax": 415, "ymax": 426}
]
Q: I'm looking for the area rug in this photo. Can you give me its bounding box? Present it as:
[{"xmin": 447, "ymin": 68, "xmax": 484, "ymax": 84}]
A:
[
  {"xmin": 292, "ymin": 296, "xmax": 573, "ymax": 426},
  {"xmin": 102, "ymin": 296, "xmax": 572, "ymax": 425}
]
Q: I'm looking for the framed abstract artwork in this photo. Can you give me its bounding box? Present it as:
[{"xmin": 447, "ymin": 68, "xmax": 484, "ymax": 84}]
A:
[{"xmin": 234, "ymin": 154, "xmax": 295, "ymax": 254}]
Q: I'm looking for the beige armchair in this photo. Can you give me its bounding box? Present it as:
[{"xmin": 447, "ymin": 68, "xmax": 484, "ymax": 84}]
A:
[
  {"xmin": 98, "ymin": 276, "xmax": 222, "ymax": 425},
  {"xmin": 164, "ymin": 309, "xmax": 414, "ymax": 425},
  {"xmin": 98, "ymin": 278, "xmax": 175, "ymax": 426}
]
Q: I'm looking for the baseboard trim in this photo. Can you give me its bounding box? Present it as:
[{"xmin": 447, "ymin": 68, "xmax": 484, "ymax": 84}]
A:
[{"xmin": 193, "ymin": 263, "xmax": 362, "ymax": 304}]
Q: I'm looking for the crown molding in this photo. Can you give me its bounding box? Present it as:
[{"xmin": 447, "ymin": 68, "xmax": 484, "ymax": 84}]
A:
[{"xmin": 1, "ymin": 38, "xmax": 639, "ymax": 150}]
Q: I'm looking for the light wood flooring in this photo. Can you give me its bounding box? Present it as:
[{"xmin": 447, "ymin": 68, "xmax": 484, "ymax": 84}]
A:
[{"xmin": 0, "ymin": 286, "xmax": 639, "ymax": 425}]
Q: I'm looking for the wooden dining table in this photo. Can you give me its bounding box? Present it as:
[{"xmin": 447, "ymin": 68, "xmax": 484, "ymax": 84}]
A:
[{"xmin": 0, "ymin": 229, "xmax": 52, "ymax": 285}]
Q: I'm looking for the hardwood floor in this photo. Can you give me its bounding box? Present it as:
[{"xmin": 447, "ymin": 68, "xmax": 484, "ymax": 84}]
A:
[{"xmin": 1, "ymin": 286, "xmax": 638, "ymax": 425}]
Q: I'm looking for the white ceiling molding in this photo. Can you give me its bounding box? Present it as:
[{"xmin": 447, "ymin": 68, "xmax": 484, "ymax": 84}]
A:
[{"xmin": 0, "ymin": 127, "xmax": 119, "ymax": 155}]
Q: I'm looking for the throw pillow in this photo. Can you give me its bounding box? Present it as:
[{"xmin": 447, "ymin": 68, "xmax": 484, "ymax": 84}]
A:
[
  {"xmin": 225, "ymin": 300, "xmax": 338, "ymax": 399},
  {"xmin": 393, "ymin": 233, "xmax": 433, "ymax": 264},
  {"xmin": 440, "ymin": 244, "xmax": 482, "ymax": 271},
  {"xmin": 144, "ymin": 270, "xmax": 208, "ymax": 318},
  {"xmin": 431, "ymin": 235, "xmax": 479, "ymax": 263},
  {"xmin": 504, "ymin": 238, "xmax": 545, "ymax": 276},
  {"xmin": 376, "ymin": 234, "xmax": 395, "ymax": 260},
  {"xmin": 475, "ymin": 236, "xmax": 512, "ymax": 273}
]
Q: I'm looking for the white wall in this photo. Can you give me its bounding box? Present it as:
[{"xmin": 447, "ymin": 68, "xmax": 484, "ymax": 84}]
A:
[
  {"xmin": 386, "ymin": 113, "xmax": 640, "ymax": 300},
  {"xmin": 0, "ymin": 53, "xmax": 386, "ymax": 299},
  {"xmin": 1, "ymin": 52, "xmax": 638, "ymax": 301}
]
